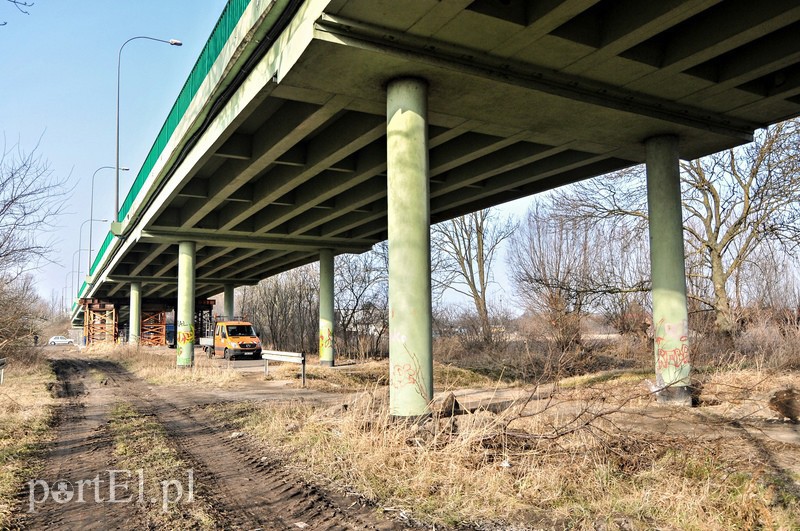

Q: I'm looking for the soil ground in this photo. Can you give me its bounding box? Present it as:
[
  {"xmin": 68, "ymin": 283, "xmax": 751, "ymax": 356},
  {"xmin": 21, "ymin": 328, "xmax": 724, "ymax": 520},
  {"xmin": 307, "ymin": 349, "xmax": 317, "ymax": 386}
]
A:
[{"xmin": 11, "ymin": 346, "xmax": 406, "ymax": 530}]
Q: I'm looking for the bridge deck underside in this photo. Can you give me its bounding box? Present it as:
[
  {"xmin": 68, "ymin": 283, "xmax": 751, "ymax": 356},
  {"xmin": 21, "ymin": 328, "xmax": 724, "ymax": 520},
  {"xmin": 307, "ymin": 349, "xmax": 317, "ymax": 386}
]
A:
[{"xmin": 86, "ymin": 0, "xmax": 800, "ymax": 305}]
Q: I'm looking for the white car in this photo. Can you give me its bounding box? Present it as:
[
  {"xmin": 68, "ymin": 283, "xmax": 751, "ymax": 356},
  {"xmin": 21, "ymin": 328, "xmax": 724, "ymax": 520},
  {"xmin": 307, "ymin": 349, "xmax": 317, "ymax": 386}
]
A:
[{"xmin": 48, "ymin": 336, "xmax": 74, "ymax": 346}]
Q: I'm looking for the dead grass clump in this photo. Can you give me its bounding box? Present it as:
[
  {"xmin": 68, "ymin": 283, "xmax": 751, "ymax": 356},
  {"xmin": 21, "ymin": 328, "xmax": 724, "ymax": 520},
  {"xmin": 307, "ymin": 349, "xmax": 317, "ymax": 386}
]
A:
[
  {"xmin": 1, "ymin": 345, "xmax": 47, "ymax": 374},
  {"xmin": 99, "ymin": 345, "xmax": 242, "ymax": 386},
  {"xmin": 434, "ymin": 337, "xmax": 544, "ymax": 384},
  {"xmin": 736, "ymin": 325, "xmax": 800, "ymax": 370},
  {"xmin": 0, "ymin": 347, "xmax": 56, "ymax": 527},
  {"xmin": 212, "ymin": 382, "xmax": 799, "ymax": 529},
  {"xmin": 266, "ymin": 358, "xmax": 498, "ymax": 393}
]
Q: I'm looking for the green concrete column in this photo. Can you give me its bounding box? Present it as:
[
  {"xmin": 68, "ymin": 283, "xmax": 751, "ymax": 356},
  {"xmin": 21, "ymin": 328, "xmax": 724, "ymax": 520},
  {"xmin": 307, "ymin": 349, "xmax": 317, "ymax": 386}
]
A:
[
  {"xmin": 177, "ymin": 241, "xmax": 196, "ymax": 367},
  {"xmin": 129, "ymin": 281, "xmax": 141, "ymax": 345},
  {"xmin": 319, "ymin": 248, "xmax": 335, "ymax": 367},
  {"xmin": 646, "ymin": 135, "xmax": 692, "ymax": 405},
  {"xmin": 224, "ymin": 283, "xmax": 235, "ymax": 318},
  {"xmin": 386, "ymin": 77, "xmax": 433, "ymax": 418}
]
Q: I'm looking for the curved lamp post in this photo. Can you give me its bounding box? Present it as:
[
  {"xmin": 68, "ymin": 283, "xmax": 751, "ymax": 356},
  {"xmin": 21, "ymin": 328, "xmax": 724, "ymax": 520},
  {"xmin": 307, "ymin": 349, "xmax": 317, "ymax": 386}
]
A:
[
  {"xmin": 116, "ymin": 36, "xmax": 182, "ymax": 218},
  {"xmin": 89, "ymin": 166, "xmax": 128, "ymax": 273}
]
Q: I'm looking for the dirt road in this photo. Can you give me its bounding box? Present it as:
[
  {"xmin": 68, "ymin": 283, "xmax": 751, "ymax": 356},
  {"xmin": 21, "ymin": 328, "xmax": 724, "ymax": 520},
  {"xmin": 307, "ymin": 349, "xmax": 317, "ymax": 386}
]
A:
[{"xmin": 13, "ymin": 351, "xmax": 405, "ymax": 530}]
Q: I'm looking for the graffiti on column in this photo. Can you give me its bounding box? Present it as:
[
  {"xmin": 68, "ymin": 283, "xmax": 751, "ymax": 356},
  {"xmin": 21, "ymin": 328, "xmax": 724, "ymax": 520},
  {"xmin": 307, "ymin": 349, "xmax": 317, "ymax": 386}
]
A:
[
  {"xmin": 177, "ymin": 322, "xmax": 195, "ymax": 347},
  {"xmin": 390, "ymin": 333, "xmax": 430, "ymax": 402},
  {"xmin": 654, "ymin": 319, "xmax": 690, "ymax": 371},
  {"xmin": 319, "ymin": 325, "xmax": 333, "ymax": 353}
]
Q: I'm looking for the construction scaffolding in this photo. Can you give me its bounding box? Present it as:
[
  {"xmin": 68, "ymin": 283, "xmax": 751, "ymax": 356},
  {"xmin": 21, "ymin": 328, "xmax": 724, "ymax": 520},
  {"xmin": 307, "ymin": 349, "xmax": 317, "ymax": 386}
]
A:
[
  {"xmin": 82, "ymin": 301, "xmax": 117, "ymax": 345},
  {"xmin": 195, "ymin": 301, "xmax": 215, "ymax": 344},
  {"xmin": 140, "ymin": 310, "xmax": 167, "ymax": 346}
]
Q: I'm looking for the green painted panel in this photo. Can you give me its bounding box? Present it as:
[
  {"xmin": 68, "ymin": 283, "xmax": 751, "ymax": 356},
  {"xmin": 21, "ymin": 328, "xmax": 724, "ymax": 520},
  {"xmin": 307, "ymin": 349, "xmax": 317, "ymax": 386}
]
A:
[{"xmin": 118, "ymin": 0, "xmax": 253, "ymax": 223}]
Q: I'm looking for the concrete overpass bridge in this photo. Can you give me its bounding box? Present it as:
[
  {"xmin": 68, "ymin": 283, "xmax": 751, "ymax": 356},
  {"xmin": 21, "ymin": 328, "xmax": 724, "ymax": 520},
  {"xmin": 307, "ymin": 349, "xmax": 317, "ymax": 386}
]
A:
[{"xmin": 73, "ymin": 0, "xmax": 800, "ymax": 415}]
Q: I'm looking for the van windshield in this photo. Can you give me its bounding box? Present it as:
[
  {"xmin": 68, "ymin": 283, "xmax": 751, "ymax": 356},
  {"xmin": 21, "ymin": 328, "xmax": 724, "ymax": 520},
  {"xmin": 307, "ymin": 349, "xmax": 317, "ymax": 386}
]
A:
[{"xmin": 226, "ymin": 325, "xmax": 256, "ymax": 337}]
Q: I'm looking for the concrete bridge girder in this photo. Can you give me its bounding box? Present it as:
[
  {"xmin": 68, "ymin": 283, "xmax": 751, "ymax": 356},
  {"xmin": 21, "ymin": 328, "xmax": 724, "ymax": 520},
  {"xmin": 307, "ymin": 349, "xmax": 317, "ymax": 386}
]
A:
[{"xmin": 77, "ymin": 0, "xmax": 800, "ymax": 404}]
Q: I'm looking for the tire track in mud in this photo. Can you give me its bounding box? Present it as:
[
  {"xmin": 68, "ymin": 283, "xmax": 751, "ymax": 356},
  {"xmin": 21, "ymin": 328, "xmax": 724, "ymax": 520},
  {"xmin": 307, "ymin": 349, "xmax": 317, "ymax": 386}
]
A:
[
  {"xmin": 20, "ymin": 355, "xmax": 405, "ymax": 530},
  {"xmin": 13, "ymin": 358, "xmax": 139, "ymax": 530}
]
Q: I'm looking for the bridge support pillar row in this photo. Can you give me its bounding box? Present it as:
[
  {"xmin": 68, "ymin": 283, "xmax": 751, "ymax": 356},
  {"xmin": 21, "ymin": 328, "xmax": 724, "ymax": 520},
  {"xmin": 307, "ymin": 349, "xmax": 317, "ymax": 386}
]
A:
[
  {"xmin": 177, "ymin": 241, "xmax": 196, "ymax": 367},
  {"xmin": 129, "ymin": 282, "xmax": 141, "ymax": 345},
  {"xmin": 224, "ymin": 283, "xmax": 234, "ymax": 318},
  {"xmin": 646, "ymin": 135, "xmax": 692, "ymax": 405},
  {"xmin": 386, "ymin": 77, "xmax": 432, "ymax": 418},
  {"xmin": 319, "ymin": 248, "xmax": 335, "ymax": 367}
]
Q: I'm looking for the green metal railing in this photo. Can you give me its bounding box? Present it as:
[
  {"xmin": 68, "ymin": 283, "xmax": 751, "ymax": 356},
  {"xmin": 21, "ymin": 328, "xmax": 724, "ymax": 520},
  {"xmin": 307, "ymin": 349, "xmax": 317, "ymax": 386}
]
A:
[{"xmin": 88, "ymin": 0, "xmax": 253, "ymax": 280}]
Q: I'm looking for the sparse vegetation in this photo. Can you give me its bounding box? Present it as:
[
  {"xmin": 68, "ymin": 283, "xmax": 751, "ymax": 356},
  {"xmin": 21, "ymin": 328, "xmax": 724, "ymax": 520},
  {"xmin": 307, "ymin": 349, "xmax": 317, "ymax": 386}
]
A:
[
  {"xmin": 211, "ymin": 366, "xmax": 800, "ymax": 530},
  {"xmin": 266, "ymin": 356, "xmax": 499, "ymax": 392},
  {"xmin": 0, "ymin": 347, "xmax": 55, "ymax": 527},
  {"xmin": 108, "ymin": 402, "xmax": 217, "ymax": 528},
  {"xmin": 90, "ymin": 344, "xmax": 243, "ymax": 387}
]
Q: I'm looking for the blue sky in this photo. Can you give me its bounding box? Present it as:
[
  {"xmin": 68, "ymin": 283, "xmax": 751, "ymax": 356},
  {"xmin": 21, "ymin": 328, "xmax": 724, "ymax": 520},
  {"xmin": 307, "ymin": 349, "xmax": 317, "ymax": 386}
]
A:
[{"xmin": 0, "ymin": 0, "xmax": 227, "ymax": 307}]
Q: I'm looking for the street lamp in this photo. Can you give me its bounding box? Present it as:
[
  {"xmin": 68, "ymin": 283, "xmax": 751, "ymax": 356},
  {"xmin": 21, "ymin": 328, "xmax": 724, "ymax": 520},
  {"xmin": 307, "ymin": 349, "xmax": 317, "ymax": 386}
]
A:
[
  {"xmin": 90, "ymin": 166, "xmax": 128, "ymax": 273},
  {"xmin": 116, "ymin": 36, "xmax": 182, "ymax": 219},
  {"xmin": 72, "ymin": 249, "xmax": 88, "ymax": 297},
  {"xmin": 64, "ymin": 271, "xmax": 73, "ymax": 313},
  {"xmin": 78, "ymin": 218, "xmax": 109, "ymax": 290}
]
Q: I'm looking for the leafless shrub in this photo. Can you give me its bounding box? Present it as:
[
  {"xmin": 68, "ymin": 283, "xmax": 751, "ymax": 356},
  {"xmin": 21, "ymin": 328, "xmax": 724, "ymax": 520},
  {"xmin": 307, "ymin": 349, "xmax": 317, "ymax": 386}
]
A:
[
  {"xmin": 432, "ymin": 209, "xmax": 517, "ymax": 345},
  {"xmin": 239, "ymin": 265, "xmax": 319, "ymax": 353},
  {"xmin": 334, "ymin": 248, "xmax": 388, "ymax": 359}
]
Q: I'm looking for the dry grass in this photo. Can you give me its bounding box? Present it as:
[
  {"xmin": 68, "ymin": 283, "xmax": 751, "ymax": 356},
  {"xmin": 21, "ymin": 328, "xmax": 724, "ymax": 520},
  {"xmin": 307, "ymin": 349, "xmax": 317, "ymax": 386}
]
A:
[
  {"xmin": 211, "ymin": 372, "xmax": 800, "ymax": 530},
  {"xmin": 265, "ymin": 356, "xmax": 501, "ymax": 393},
  {"xmin": 0, "ymin": 347, "xmax": 56, "ymax": 527},
  {"xmin": 108, "ymin": 402, "xmax": 217, "ymax": 528},
  {"xmin": 86, "ymin": 344, "xmax": 243, "ymax": 387}
]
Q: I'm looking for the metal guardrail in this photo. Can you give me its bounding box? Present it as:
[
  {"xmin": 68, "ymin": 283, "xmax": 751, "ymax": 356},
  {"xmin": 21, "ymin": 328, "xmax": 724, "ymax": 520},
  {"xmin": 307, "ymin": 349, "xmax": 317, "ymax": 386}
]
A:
[{"xmin": 262, "ymin": 350, "xmax": 306, "ymax": 387}]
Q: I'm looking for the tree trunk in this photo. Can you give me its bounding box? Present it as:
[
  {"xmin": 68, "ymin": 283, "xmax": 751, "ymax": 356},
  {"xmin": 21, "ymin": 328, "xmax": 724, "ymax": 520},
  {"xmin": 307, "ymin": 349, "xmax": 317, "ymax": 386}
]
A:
[
  {"xmin": 709, "ymin": 250, "xmax": 735, "ymax": 335},
  {"xmin": 476, "ymin": 296, "xmax": 492, "ymax": 344}
]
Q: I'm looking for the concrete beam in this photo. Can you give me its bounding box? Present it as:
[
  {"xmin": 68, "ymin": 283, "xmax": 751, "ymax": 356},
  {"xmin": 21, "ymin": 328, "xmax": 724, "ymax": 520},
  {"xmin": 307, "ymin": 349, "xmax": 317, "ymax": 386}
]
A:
[
  {"xmin": 139, "ymin": 228, "xmax": 377, "ymax": 252},
  {"xmin": 319, "ymin": 249, "xmax": 334, "ymax": 367},
  {"xmin": 315, "ymin": 14, "xmax": 757, "ymax": 140},
  {"xmin": 386, "ymin": 78, "xmax": 433, "ymax": 418},
  {"xmin": 108, "ymin": 275, "xmax": 260, "ymax": 286},
  {"xmin": 645, "ymin": 135, "xmax": 691, "ymax": 406},
  {"xmin": 216, "ymin": 111, "xmax": 386, "ymax": 231},
  {"xmin": 177, "ymin": 241, "xmax": 196, "ymax": 367},
  {"xmin": 215, "ymin": 133, "xmax": 253, "ymax": 160},
  {"xmin": 129, "ymin": 282, "xmax": 141, "ymax": 345},
  {"xmin": 178, "ymin": 96, "xmax": 352, "ymax": 230}
]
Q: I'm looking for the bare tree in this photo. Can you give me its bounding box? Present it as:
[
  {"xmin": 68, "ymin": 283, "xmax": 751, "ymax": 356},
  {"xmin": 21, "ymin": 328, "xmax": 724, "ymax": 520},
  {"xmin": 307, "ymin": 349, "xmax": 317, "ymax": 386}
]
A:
[
  {"xmin": 0, "ymin": 275, "xmax": 48, "ymax": 350},
  {"xmin": 432, "ymin": 208, "xmax": 516, "ymax": 344},
  {"xmin": 1, "ymin": 138, "xmax": 66, "ymax": 277},
  {"xmin": 508, "ymin": 203, "xmax": 594, "ymax": 350},
  {"xmin": 239, "ymin": 265, "xmax": 319, "ymax": 353},
  {"xmin": 551, "ymin": 119, "xmax": 800, "ymax": 335},
  {"xmin": 335, "ymin": 245, "xmax": 389, "ymax": 359},
  {"xmin": 508, "ymin": 201, "xmax": 650, "ymax": 350},
  {"xmin": 0, "ymin": 138, "xmax": 66, "ymax": 355},
  {"xmin": 1, "ymin": 0, "xmax": 33, "ymax": 26}
]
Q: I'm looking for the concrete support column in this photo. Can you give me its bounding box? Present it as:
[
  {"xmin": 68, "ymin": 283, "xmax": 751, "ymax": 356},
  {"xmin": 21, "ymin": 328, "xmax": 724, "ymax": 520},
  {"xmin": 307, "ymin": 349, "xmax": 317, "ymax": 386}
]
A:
[
  {"xmin": 646, "ymin": 135, "xmax": 692, "ymax": 405},
  {"xmin": 129, "ymin": 281, "xmax": 141, "ymax": 345},
  {"xmin": 319, "ymin": 248, "xmax": 335, "ymax": 367},
  {"xmin": 177, "ymin": 241, "xmax": 196, "ymax": 367},
  {"xmin": 224, "ymin": 283, "xmax": 235, "ymax": 318},
  {"xmin": 386, "ymin": 77, "xmax": 432, "ymax": 418}
]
